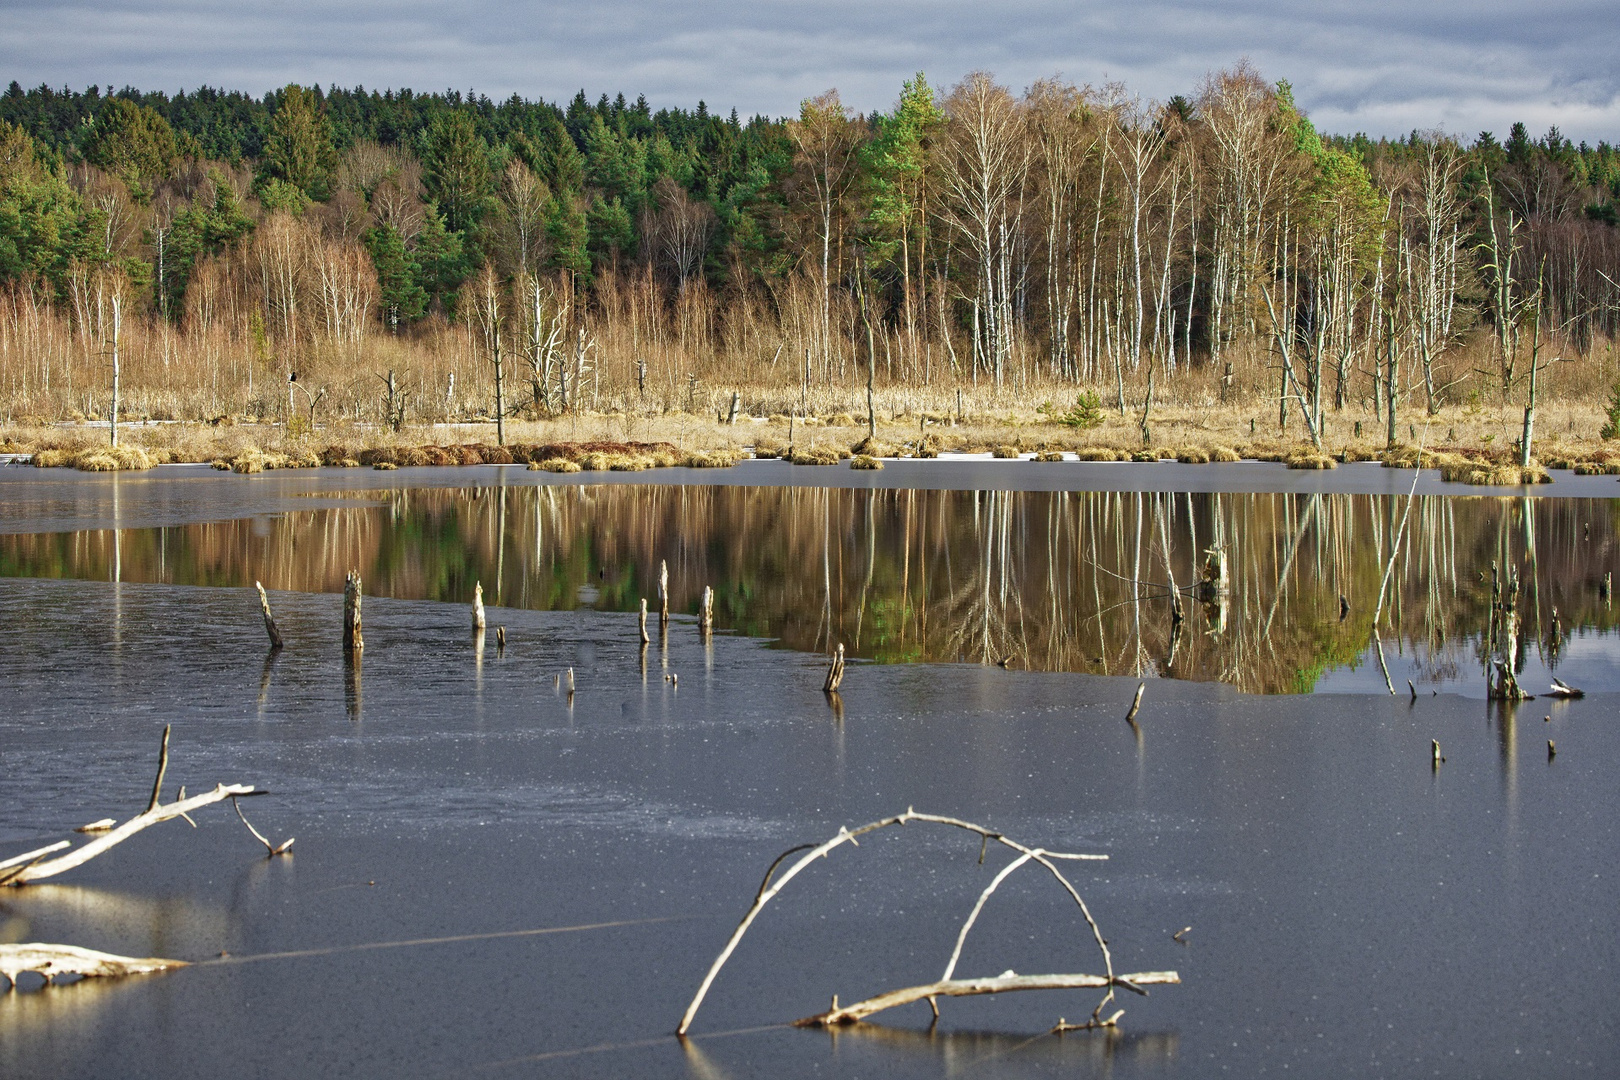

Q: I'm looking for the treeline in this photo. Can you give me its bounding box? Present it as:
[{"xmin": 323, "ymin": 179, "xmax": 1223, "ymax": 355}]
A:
[{"xmin": 1, "ymin": 68, "xmax": 1617, "ymax": 432}]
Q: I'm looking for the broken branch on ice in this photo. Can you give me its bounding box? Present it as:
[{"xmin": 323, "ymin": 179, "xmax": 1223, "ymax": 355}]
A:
[
  {"xmin": 0, "ymin": 943, "xmax": 188, "ymax": 990},
  {"xmin": 1, "ymin": 725, "xmax": 291, "ymax": 887},
  {"xmin": 676, "ymin": 809, "xmax": 1173, "ymax": 1036}
]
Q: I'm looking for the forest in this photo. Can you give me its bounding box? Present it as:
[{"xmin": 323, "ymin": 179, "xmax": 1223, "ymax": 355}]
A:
[{"xmin": 1, "ymin": 65, "xmax": 1618, "ymax": 445}]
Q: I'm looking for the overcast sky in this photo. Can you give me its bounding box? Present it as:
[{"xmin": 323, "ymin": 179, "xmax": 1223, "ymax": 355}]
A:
[{"xmin": 2, "ymin": 0, "xmax": 1615, "ymax": 142}]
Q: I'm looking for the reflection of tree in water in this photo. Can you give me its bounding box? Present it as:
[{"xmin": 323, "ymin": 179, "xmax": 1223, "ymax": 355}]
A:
[{"xmin": 2, "ymin": 485, "xmax": 1615, "ymax": 694}]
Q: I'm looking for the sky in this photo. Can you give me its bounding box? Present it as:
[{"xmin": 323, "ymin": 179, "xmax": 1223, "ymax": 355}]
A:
[{"xmin": 1, "ymin": 0, "xmax": 1616, "ymax": 142}]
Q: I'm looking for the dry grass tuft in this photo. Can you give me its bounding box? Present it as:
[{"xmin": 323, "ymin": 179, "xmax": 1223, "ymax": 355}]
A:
[
  {"xmin": 1284, "ymin": 446, "xmax": 1337, "ymax": 470},
  {"xmin": 849, "ymin": 454, "xmax": 884, "ymax": 470},
  {"xmin": 790, "ymin": 445, "xmax": 841, "ymax": 466},
  {"xmin": 531, "ymin": 458, "xmax": 583, "ymax": 472},
  {"xmin": 1176, "ymin": 446, "xmax": 1212, "ymax": 464},
  {"xmin": 752, "ymin": 437, "xmax": 785, "ymax": 459},
  {"xmin": 1072, "ymin": 446, "xmax": 1121, "ymax": 462},
  {"xmin": 1033, "ymin": 450, "xmax": 1066, "ymax": 462},
  {"xmin": 31, "ymin": 447, "xmax": 77, "ymax": 467},
  {"xmin": 373, "ymin": 461, "xmax": 398, "ymax": 471},
  {"xmin": 682, "ymin": 448, "xmax": 741, "ymax": 468},
  {"xmin": 73, "ymin": 445, "xmax": 155, "ymax": 472},
  {"xmin": 1441, "ymin": 459, "xmax": 1554, "ymax": 485},
  {"xmin": 850, "ymin": 436, "xmax": 898, "ymax": 458},
  {"xmin": 1211, "ymin": 446, "xmax": 1242, "ymax": 462},
  {"xmin": 992, "ymin": 445, "xmax": 1021, "ymax": 459}
]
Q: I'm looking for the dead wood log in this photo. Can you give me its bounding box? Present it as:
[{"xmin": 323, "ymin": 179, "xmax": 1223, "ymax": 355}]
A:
[
  {"xmin": 700, "ymin": 586, "xmax": 714, "ymax": 634},
  {"xmin": 675, "ymin": 809, "xmax": 1135, "ymax": 1037},
  {"xmin": 659, "ymin": 560, "xmax": 670, "ymax": 627},
  {"xmin": 1, "ymin": 943, "xmax": 188, "ymax": 988},
  {"xmin": 255, "ymin": 581, "xmax": 283, "ymax": 650},
  {"xmin": 795, "ymin": 970, "xmax": 1181, "ymax": 1027},
  {"xmin": 343, "ymin": 571, "xmax": 363, "ymax": 652},
  {"xmin": 1, "ymin": 728, "xmax": 289, "ymax": 887},
  {"xmin": 639, "ymin": 599, "xmax": 651, "ymax": 643},
  {"xmin": 1547, "ymin": 677, "xmax": 1584, "ymax": 699},
  {"xmin": 473, "ymin": 581, "xmax": 486, "ymax": 630}
]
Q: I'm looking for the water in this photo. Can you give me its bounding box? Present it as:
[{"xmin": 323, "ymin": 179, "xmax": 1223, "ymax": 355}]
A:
[{"xmin": 1, "ymin": 465, "xmax": 1617, "ymax": 1078}]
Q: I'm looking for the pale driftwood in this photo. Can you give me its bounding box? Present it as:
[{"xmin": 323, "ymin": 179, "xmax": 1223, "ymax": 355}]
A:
[
  {"xmin": 1548, "ymin": 677, "xmax": 1584, "ymax": 699},
  {"xmin": 700, "ymin": 586, "xmax": 714, "ymax": 633},
  {"xmin": 1, "ymin": 943, "xmax": 188, "ymax": 987},
  {"xmin": 74, "ymin": 819, "xmax": 115, "ymax": 833},
  {"xmin": 639, "ymin": 599, "xmax": 650, "ymax": 644},
  {"xmin": 232, "ymin": 796, "xmax": 295, "ymax": 856},
  {"xmin": 473, "ymin": 581, "xmax": 486, "ymax": 630},
  {"xmin": 676, "ymin": 809, "xmax": 1117, "ymax": 1037},
  {"xmin": 496, "ymin": 626, "xmax": 506, "ymax": 650},
  {"xmin": 795, "ymin": 970, "xmax": 1181, "ymax": 1027},
  {"xmin": 0, "ymin": 841, "xmax": 70, "ymax": 873},
  {"xmin": 255, "ymin": 581, "xmax": 283, "ymax": 650},
  {"xmin": 1124, "ymin": 682, "xmax": 1145, "ymax": 724},
  {"xmin": 343, "ymin": 571, "xmax": 363, "ymax": 652},
  {"xmin": 659, "ymin": 560, "xmax": 670, "ymax": 626},
  {"xmin": 822, "ymin": 643, "xmax": 845, "ymax": 693},
  {"xmin": 565, "ymin": 667, "xmax": 575, "ymax": 692},
  {"xmin": 2, "ymin": 729, "xmax": 280, "ymax": 887}
]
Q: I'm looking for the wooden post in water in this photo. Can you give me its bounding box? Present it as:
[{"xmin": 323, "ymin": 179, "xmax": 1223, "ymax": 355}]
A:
[
  {"xmin": 659, "ymin": 560, "xmax": 670, "ymax": 627},
  {"xmin": 343, "ymin": 572, "xmax": 363, "ymax": 653},
  {"xmin": 639, "ymin": 599, "xmax": 650, "ymax": 644},
  {"xmin": 823, "ymin": 643, "xmax": 846, "ymax": 693},
  {"xmin": 473, "ymin": 582, "xmax": 486, "ymax": 630},
  {"xmin": 700, "ymin": 586, "xmax": 714, "ymax": 634},
  {"xmin": 1124, "ymin": 683, "xmax": 1145, "ymax": 724},
  {"xmin": 255, "ymin": 581, "xmax": 283, "ymax": 650}
]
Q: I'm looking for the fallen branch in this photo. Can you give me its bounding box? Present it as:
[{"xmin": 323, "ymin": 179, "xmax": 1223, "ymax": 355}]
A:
[
  {"xmin": 675, "ymin": 809, "xmax": 1149, "ymax": 1037},
  {"xmin": 0, "ymin": 943, "xmax": 187, "ymax": 988},
  {"xmin": 1548, "ymin": 677, "xmax": 1584, "ymax": 699},
  {"xmin": 1, "ymin": 727, "xmax": 288, "ymax": 887},
  {"xmin": 233, "ymin": 796, "xmax": 295, "ymax": 856},
  {"xmin": 795, "ymin": 970, "xmax": 1181, "ymax": 1027}
]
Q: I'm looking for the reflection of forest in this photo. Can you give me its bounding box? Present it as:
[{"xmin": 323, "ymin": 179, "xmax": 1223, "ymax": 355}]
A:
[{"xmin": 2, "ymin": 486, "xmax": 1616, "ymax": 693}]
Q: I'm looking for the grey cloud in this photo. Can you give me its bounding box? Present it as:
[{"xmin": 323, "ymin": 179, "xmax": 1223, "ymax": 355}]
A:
[{"xmin": 0, "ymin": 0, "xmax": 1614, "ymax": 139}]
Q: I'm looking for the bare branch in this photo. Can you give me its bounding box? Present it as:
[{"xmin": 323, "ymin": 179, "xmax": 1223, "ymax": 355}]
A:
[
  {"xmin": 676, "ymin": 809, "xmax": 1111, "ymax": 1036},
  {"xmin": 795, "ymin": 970, "xmax": 1180, "ymax": 1027}
]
